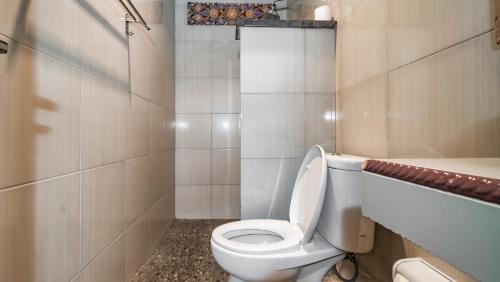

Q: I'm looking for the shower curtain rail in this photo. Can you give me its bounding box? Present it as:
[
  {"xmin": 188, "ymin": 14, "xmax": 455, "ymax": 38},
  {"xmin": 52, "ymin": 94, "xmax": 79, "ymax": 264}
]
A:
[{"xmin": 118, "ymin": 0, "xmax": 151, "ymax": 31}]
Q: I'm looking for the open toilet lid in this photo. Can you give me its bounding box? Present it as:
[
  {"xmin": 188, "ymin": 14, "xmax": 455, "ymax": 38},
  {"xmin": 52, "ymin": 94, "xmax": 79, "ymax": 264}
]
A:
[{"xmin": 289, "ymin": 145, "xmax": 328, "ymax": 243}]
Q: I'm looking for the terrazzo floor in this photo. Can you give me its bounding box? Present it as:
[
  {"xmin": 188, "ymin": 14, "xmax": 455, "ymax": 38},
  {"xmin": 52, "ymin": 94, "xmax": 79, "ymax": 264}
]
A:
[{"xmin": 131, "ymin": 220, "xmax": 348, "ymax": 282}]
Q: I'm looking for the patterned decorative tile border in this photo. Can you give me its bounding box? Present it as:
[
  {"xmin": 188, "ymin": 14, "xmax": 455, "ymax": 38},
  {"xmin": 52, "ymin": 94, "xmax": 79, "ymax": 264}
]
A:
[
  {"xmin": 363, "ymin": 160, "xmax": 500, "ymax": 204},
  {"xmin": 187, "ymin": 2, "xmax": 273, "ymax": 25}
]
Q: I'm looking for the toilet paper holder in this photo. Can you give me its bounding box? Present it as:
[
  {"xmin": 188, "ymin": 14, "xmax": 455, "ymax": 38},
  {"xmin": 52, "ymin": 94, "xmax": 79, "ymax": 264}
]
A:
[{"xmin": 0, "ymin": 40, "xmax": 7, "ymax": 54}]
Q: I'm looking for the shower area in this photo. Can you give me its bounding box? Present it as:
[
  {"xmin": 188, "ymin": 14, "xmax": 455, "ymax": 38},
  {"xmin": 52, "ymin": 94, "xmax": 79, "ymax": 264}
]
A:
[{"xmin": 174, "ymin": 0, "xmax": 336, "ymax": 222}]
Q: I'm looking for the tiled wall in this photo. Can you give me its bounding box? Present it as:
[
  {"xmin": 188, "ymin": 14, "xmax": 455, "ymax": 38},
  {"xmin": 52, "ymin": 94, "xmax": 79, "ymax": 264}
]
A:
[
  {"xmin": 0, "ymin": 0, "xmax": 175, "ymax": 281},
  {"xmin": 240, "ymin": 27, "xmax": 336, "ymax": 220},
  {"xmin": 175, "ymin": 0, "xmax": 246, "ymax": 219},
  {"xmin": 330, "ymin": 0, "xmax": 498, "ymax": 281}
]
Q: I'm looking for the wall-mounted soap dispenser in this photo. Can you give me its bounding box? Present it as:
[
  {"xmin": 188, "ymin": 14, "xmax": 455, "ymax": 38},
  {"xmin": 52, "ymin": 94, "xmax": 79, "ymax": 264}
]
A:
[{"xmin": 0, "ymin": 40, "xmax": 7, "ymax": 54}]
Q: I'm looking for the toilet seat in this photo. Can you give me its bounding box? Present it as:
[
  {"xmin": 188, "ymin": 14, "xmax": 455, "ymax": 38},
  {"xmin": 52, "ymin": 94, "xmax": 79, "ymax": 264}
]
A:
[{"xmin": 212, "ymin": 219, "xmax": 302, "ymax": 254}]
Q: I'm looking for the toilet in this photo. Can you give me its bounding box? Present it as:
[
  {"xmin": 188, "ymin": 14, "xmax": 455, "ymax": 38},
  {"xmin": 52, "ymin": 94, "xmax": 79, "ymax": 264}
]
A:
[{"xmin": 210, "ymin": 146, "xmax": 375, "ymax": 282}]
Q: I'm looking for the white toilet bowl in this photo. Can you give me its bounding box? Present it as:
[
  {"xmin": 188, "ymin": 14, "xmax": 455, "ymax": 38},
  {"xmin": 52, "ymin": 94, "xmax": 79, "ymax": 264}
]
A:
[{"xmin": 211, "ymin": 146, "xmax": 374, "ymax": 282}]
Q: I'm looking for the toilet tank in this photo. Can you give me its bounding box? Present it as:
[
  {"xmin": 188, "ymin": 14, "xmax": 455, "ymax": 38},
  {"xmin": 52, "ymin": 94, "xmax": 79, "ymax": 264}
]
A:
[{"xmin": 317, "ymin": 154, "xmax": 374, "ymax": 253}]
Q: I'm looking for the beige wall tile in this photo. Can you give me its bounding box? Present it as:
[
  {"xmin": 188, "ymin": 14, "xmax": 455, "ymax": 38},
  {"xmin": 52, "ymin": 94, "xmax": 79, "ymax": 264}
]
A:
[
  {"xmin": 305, "ymin": 94, "xmax": 336, "ymax": 153},
  {"xmin": 149, "ymin": 51, "xmax": 166, "ymax": 105},
  {"xmin": 165, "ymin": 68, "xmax": 176, "ymax": 111},
  {"xmin": 358, "ymin": 224, "xmax": 476, "ymax": 282},
  {"xmin": 176, "ymin": 114, "xmax": 212, "ymax": 149},
  {"xmin": 337, "ymin": 75, "xmax": 388, "ymax": 158},
  {"xmin": 125, "ymin": 156, "xmax": 152, "ymax": 227},
  {"xmin": 388, "ymin": 0, "xmax": 492, "ymax": 69},
  {"xmin": 0, "ymin": 38, "xmax": 81, "ymax": 189},
  {"xmin": 165, "ymin": 185, "xmax": 176, "ymax": 223},
  {"xmin": 128, "ymin": 95, "xmax": 151, "ymax": 159},
  {"xmin": 0, "ymin": 0, "xmax": 81, "ymax": 67},
  {"xmin": 0, "ymin": 174, "xmax": 80, "ymax": 282},
  {"xmin": 151, "ymin": 103, "xmax": 174, "ymax": 153},
  {"xmin": 337, "ymin": 0, "xmax": 387, "ymax": 90},
  {"xmin": 81, "ymin": 74, "xmax": 127, "ymax": 169},
  {"xmin": 76, "ymin": 236, "xmax": 125, "ymax": 282},
  {"xmin": 175, "ymin": 185, "xmax": 212, "ymax": 219},
  {"xmin": 149, "ymin": 195, "xmax": 172, "ymax": 252},
  {"xmin": 175, "ymin": 149, "xmax": 212, "ymax": 185},
  {"xmin": 81, "ymin": 163, "xmax": 126, "ymax": 267},
  {"xmin": 165, "ymin": 150, "xmax": 176, "ymax": 188},
  {"xmin": 212, "ymin": 185, "xmax": 240, "ymax": 219},
  {"xmin": 150, "ymin": 152, "xmax": 170, "ymax": 203},
  {"xmin": 212, "ymin": 149, "xmax": 241, "ymax": 185},
  {"xmin": 130, "ymin": 30, "xmax": 152, "ymax": 101},
  {"xmin": 212, "ymin": 114, "xmax": 241, "ymax": 149},
  {"xmin": 125, "ymin": 213, "xmax": 149, "ymax": 282},
  {"xmin": 389, "ymin": 32, "xmax": 500, "ymax": 158},
  {"xmin": 80, "ymin": 0, "xmax": 128, "ymax": 89}
]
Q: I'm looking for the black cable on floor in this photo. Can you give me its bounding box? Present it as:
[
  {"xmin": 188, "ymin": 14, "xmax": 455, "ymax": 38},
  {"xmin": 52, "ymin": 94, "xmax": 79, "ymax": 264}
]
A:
[{"xmin": 332, "ymin": 253, "xmax": 359, "ymax": 282}]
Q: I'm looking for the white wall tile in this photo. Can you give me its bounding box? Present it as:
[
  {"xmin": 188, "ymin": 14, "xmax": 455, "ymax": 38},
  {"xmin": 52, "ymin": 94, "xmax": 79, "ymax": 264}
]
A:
[
  {"xmin": 175, "ymin": 5, "xmax": 213, "ymax": 41},
  {"xmin": 305, "ymin": 29, "xmax": 336, "ymax": 93},
  {"xmin": 175, "ymin": 185, "xmax": 212, "ymax": 219},
  {"xmin": 241, "ymin": 158, "xmax": 301, "ymax": 220},
  {"xmin": 212, "ymin": 78, "xmax": 241, "ymax": 113},
  {"xmin": 81, "ymin": 163, "xmax": 125, "ymax": 268},
  {"xmin": 0, "ymin": 39, "xmax": 80, "ymax": 189},
  {"xmin": 176, "ymin": 114, "xmax": 212, "ymax": 149},
  {"xmin": 212, "ymin": 42, "xmax": 240, "ymax": 78},
  {"xmin": 305, "ymin": 94, "xmax": 336, "ymax": 152},
  {"xmin": 212, "ymin": 114, "xmax": 241, "ymax": 149},
  {"xmin": 176, "ymin": 78, "xmax": 212, "ymax": 113},
  {"xmin": 212, "ymin": 149, "xmax": 241, "ymax": 185},
  {"xmin": 240, "ymin": 27, "xmax": 305, "ymax": 93},
  {"xmin": 241, "ymin": 94, "xmax": 305, "ymax": 158},
  {"xmin": 175, "ymin": 149, "xmax": 212, "ymax": 185},
  {"xmin": 212, "ymin": 185, "xmax": 240, "ymax": 219},
  {"xmin": 176, "ymin": 41, "xmax": 212, "ymax": 78}
]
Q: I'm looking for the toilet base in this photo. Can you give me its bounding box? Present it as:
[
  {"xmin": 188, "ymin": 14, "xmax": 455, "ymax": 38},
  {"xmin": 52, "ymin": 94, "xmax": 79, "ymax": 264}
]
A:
[
  {"xmin": 297, "ymin": 255, "xmax": 344, "ymax": 282},
  {"xmin": 227, "ymin": 255, "xmax": 344, "ymax": 282}
]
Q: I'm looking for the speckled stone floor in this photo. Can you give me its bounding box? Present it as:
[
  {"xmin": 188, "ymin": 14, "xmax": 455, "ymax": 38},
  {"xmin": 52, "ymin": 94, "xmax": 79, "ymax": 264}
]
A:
[{"xmin": 131, "ymin": 220, "xmax": 355, "ymax": 282}]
